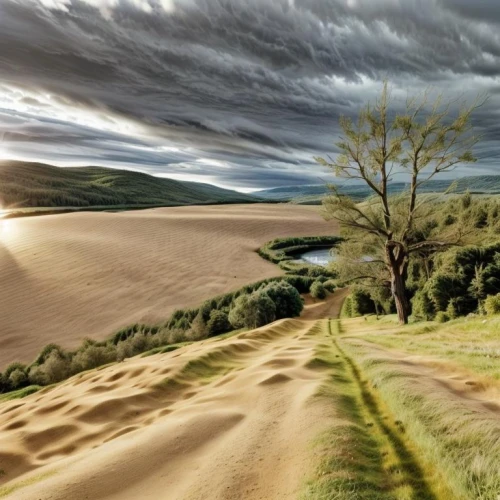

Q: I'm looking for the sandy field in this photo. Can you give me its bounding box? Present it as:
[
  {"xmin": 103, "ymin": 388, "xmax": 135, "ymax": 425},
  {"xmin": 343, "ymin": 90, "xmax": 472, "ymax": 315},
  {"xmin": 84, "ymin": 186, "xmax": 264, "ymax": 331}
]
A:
[
  {"xmin": 2, "ymin": 290, "xmax": 500, "ymax": 498},
  {"xmin": 0, "ymin": 292, "xmax": 346, "ymax": 499},
  {"xmin": 0, "ymin": 204, "xmax": 335, "ymax": 369}
]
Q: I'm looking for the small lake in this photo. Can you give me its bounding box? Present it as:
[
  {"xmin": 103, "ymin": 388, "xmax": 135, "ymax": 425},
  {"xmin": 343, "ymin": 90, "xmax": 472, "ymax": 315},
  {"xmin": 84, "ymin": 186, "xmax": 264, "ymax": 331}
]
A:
[
  {"xmin": 295, "ymin": 248, "xmax": 374, "ymax": 267},
  {"xmin": 295, "ymin": 248, "xmax": 335, "ymax": 267}
]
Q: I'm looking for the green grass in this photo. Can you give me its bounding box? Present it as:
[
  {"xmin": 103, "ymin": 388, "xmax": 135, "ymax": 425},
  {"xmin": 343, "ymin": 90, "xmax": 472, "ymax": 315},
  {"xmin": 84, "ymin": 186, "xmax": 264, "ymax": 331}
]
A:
[
  {"xmin": 177, "ymin": 345, "xmax": 244, "ymax": 382},
  {"xmin": 358, "ymin": 314, "xmax": 500, "ymax": 380},
  {"xmin": 338, "ymin": 316, "xmax": 500, "ymax": 499},
  {"xmin": 302, "ymin": 320, "xmax": 442, "ymax": 500},
  {"xmin": 0, "ymin": 385, "xmax": 41, "ymax": 402},
  {"xmin": 154, "ymin": 342, "xmax": 247, "ymax": 394},
  {"xmin": 141, "ymin": 342, "xmax": 191, "ymax": 357},
  {"xmin": 213, "ymin": 328, "xmax": 247, "ymax": 341}
]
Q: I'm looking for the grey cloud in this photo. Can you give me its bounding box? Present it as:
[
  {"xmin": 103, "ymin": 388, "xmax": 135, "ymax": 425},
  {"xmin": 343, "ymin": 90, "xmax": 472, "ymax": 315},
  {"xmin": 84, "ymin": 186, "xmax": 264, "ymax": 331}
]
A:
[
  {"xmin": 0, "ymin": 0, "xmax": 500, "ymax": 190},
  {"xmin": 439, "ymin": 0, "xmax": 500, "ymax": 24}
]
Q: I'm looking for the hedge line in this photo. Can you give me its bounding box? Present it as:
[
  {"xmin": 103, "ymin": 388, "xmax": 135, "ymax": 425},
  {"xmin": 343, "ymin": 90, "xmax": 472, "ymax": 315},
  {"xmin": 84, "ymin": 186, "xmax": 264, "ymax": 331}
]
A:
[{"xmin": 0, "ymin": 236, "xmax": 339, "ymax": 397}]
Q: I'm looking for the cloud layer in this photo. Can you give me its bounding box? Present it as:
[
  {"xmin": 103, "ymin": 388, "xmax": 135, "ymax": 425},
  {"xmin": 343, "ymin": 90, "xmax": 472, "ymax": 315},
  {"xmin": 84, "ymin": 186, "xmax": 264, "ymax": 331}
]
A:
[{"xmin": 1, "ymin": 0, "xmax": 500, "ymax": 190}]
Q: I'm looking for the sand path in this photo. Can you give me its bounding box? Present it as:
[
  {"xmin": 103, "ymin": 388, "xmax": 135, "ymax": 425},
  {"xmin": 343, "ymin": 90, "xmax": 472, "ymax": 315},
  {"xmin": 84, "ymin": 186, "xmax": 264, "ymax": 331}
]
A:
[
  {"xmin": 0, "ymin": 204, "xmax": 335, "ymax": 369},
  {"xmin": 0, "ymin": 292, "xmax": 348, "ymax": 499}
]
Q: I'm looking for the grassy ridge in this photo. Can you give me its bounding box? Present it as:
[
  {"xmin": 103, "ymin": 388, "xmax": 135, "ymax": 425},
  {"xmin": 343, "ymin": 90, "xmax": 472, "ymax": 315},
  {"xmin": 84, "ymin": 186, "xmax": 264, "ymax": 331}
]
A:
[
  {"xmin": 303, "ymin": 320, "xmax": 443, "ymax": 499},
  {"xmin": 330, "ymin": 315, "xmax": 500, "ymax": 499},
  {"xmin": 0, "ymin": 161, "xmax": 256, "ymax": 208}
]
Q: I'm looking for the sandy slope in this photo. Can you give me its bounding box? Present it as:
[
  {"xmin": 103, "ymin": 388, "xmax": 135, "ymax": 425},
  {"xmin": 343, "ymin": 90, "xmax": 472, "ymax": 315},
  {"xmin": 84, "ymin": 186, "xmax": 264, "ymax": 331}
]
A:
[
  {"xmin": 4, "ymin": 294, "xmax": 500, "ymax": 499},
  {"xmin": 0, "ymin": 204, "xmax": 335, "ymax": 369},
  {"xmin": 0, "ymin": 299, "xmax": 341, "ymax": 499}
]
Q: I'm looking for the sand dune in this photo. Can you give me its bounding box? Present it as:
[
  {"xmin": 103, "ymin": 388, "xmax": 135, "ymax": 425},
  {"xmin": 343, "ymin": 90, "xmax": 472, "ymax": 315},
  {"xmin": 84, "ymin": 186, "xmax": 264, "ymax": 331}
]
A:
[
  {"xmin": 0, "ymin": 309, "xmax": 337, "ymax": 499},
  {"xmin": 0, "ymin": 204, "xmax": 335, "ymax": 369},
  {"xmin": 3, "ymin": 292, "xmax": 500, "ymax": 498}
]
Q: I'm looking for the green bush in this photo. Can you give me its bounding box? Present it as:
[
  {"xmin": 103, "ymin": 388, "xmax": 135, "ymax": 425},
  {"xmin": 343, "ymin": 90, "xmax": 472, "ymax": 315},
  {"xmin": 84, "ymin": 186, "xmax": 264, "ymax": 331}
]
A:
[
  {"xmin": 446, "ymin": 299, "xmax": 459, "ymax": 320},
  {"xmin": 206, "ymin": 310, "xmax": 232, "ymax": 336},
  {"xmin": 484, "ymin": 293, "xmax": 500, "ymax": 316},
  {"xmin": 8, "ymin": 368, "xmax": 29, "ymax": 390},
  {"xmin": 342, "ymin": 296, "xmax": 354, "ymax": 318},
  {"xmin": 351, "ymin": 289, "xmax": 377, "ymax": 316},
  {"xmin": 282, "ymin": 275, "xmax": 315, "ymax": 293},
  {"xmin": 435, "ymin": 311, "xmax": 450, "ymax": 323},
  {"xmin": 154, "ymin": 328, "xmax": 186, "ymax": 346},
  {"xmin": 341, "ymin": 290, "xmax": 377, "ymax": 318},
  {"xmin": 0, "ymin": 372, "xmax": 7, "ymax": 393},
  {"xmin": 310, "ymin": 281, "xmax": 327, "ymax": 300},
  {"xmin": 112, "ymin": 323, "xmax": 147, "ymax": 344},
  {"xmin": 307, "ymin": 267, "xmax": 329, "ymax": 278},
  {"xmin": 33, "ymin": 343, "xmax": 67, "ymax": 366},
  {"xmin": 423, "ymin": 274, "xmax": 459, "ymax": 313},
  {"xmin": 411, "ymin": 290, "xmax": 435, "ymax": 321},
  {"xmin": 423, "ymin": 244, "xmax": 500, "ymax": 317},
  {"xmin": 229, "ymin": 292, "xmax": 276, "ymax": 329},
  {"xmin": 3, "ymin": 363, "xmax": 29, "ymax": 391},
  {"xmin": 29, "ymin": 349, "xmax": 70, "ymax": 385},
  {"xmin": 259, "ymin": 281, "xmax": 303, "ymax": 319},
  {"xmin": 71, "ymin": 341, "xmax": 117, "ymax": 373},
  {"xmin": 190, "ymin": 311, "xmax": 209, "ymax": 339}
]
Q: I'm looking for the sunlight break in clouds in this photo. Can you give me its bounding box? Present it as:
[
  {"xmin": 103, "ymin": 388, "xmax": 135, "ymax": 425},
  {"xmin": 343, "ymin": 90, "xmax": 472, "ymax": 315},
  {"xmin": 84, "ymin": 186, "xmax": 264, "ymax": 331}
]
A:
[{"xmin": 37, "ymin": 0, "xmax": 175, "ymax": 16}]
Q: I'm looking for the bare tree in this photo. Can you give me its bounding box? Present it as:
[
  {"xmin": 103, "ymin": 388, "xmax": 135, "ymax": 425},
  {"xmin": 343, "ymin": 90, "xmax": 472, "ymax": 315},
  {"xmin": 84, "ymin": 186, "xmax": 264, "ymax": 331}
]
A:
[{"xmin": 316, "ymin": 83, "xmax": 483, "ymax": 324}]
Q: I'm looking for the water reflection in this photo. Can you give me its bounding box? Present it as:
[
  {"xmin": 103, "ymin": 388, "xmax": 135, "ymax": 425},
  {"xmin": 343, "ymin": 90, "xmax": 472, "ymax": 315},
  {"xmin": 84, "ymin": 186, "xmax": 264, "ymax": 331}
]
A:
[
  {"xmin": 296, "ymin": 248, "xmax": 335, "ymax": 267},
  {"xmin": 296, "ymin": 248, "xmax": 374, "ymax": 267}
]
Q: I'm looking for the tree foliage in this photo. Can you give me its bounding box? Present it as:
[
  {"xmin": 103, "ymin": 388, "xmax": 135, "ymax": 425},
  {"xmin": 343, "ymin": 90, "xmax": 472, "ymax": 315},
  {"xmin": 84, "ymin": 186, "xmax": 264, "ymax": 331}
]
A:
[
  {"xmin": 229, "ymin": 292, "xmax": 276, "ymax": 329},
  {"xmin": 206, "ymin": 310, "xmax": 231, "ymax": 336},
  {"xmin": 420, "ymin": 243, "xmax": 500, "ymax": 317},
  {"xmin": 310, "ymin": 281, "xmax": 327, "ymax": 300},
  {"xmin": 259, "ymin": 281, "xmax": 303, "ymax": 318},
  {"xmin": 485, "ymin": 294, "xmax": 500, "ymax": 316},
  {"xmin": 317, "ymin": 82, "xmax": 484, "ymax": 323}
]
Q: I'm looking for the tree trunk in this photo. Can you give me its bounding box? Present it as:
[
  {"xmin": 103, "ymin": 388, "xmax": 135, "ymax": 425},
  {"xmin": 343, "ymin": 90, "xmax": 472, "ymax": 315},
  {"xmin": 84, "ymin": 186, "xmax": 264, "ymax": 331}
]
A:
[{"xmin": 390, "ymin": 266, "xmax": 410, "ymax": 324}]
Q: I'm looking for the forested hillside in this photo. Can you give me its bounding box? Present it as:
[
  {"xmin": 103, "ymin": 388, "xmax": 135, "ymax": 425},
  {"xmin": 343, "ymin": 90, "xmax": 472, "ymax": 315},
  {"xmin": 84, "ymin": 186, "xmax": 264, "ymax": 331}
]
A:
[{"xmin": 0, "ymin": 161, "xmax": 256, "ymax": 208}]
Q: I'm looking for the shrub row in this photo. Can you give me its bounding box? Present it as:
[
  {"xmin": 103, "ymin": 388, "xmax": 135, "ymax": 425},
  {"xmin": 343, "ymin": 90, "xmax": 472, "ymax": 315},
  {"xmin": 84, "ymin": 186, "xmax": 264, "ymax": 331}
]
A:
[
  {"xmin": 1, "ymin": 233, "xmax": 342, "ymax": 395},
  {"xmin": 0, "ymin": 276, "xmax": 313, "ymax": 395}
]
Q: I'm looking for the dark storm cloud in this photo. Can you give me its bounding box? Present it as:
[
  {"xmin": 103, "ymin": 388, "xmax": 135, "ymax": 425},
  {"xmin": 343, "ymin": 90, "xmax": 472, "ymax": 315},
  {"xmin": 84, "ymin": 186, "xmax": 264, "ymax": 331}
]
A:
[
  {"xmin": 0, "ymin": 0, "xmax": 500, "ymax": 190},
  {"xmin": 439, "ymin": 0, "xmax": 500, "ymax": 24}
]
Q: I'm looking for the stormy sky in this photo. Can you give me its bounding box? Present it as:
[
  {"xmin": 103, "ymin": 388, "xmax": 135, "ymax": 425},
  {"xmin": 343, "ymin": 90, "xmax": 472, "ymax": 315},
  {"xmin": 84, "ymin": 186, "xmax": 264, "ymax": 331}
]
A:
[{"xmin": 0, "ymin": 0, "xmax": 500, "ymax": 191}]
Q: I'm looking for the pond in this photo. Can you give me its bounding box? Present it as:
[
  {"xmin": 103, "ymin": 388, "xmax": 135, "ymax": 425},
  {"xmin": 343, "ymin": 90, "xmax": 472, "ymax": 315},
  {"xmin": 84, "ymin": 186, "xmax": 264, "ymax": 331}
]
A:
[
  {"xmin": 295, "ymin": 248, "xmax": 374, "ymax": 267},
  {"xmin": 295, "ymin": 248, "xmax": 335, "ymax": 267}
]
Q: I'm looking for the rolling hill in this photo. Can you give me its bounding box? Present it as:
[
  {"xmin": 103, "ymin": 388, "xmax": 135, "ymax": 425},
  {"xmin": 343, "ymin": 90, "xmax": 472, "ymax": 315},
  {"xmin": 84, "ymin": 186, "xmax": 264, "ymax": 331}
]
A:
[
  {"xmin": 0, "ymin": 161, "xmax": 256, "ymax": 209},
  {"xmin": 256, "ymin": 175, "xmax": 500, "ymax": 203}
]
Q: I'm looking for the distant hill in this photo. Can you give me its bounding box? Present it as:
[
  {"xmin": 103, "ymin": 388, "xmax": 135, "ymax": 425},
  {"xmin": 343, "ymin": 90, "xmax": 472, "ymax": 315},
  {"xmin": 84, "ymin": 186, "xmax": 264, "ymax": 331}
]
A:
[
  {"xmin": 256, "ymin": 175, "xmax": 500, "ymax": 203},
  {"xmin": 0, "ymin": 161, "xmax": 256, "ymax": 209}
]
